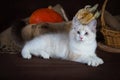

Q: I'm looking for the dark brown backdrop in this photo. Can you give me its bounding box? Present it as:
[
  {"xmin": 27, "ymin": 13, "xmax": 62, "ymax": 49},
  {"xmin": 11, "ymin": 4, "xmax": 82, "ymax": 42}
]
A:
[{"xmin": 0, "ymin": 0, "xmax": 120, "ymax": 33}]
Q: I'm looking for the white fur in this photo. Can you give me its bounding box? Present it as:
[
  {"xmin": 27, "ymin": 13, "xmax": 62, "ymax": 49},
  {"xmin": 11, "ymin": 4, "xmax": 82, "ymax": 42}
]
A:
[{"xmin": 21, "ymin": 17, "xmax": 104, "ymax": 67}]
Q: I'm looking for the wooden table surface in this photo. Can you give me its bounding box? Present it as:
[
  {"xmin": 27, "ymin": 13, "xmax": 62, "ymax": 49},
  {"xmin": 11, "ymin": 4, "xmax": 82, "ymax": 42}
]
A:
[{"xmin": 0, "ymin": 48, "xmax": 120, "ymax": 80}]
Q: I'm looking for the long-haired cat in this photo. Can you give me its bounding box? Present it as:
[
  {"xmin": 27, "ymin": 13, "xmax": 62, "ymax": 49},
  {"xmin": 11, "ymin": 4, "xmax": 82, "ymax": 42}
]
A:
[{"xmin": 21, "ymin": 17, "xmax": 103, "ymax": 67}]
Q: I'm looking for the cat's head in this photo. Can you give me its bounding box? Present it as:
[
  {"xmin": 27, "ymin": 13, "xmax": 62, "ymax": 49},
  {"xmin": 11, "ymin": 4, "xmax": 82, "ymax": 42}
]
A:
[{"xmin": 70, "ymin": 17, "xmax": 97, "ymax": 42}]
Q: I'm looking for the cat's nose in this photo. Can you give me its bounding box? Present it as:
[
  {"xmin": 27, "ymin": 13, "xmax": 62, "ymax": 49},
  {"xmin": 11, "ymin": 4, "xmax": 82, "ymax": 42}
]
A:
[{"xmin": 80, "ymin": 37, "xmax": 83, "ymax": 40}]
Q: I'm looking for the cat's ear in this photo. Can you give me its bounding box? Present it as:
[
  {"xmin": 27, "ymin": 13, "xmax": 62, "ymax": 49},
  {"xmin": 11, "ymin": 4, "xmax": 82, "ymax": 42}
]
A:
[
  {"xmin": 88, "ymin": 19, "xmax": 97, "ymax": 33},
  {"xmin": 72, "ymin": 17, "xmax": 81, "ymax": 29}
]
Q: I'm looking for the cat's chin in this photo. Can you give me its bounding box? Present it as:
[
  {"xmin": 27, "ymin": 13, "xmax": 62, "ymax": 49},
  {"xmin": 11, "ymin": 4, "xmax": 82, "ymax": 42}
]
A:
[
  {"xmin": 75, "ymin": 38, "xmax": 85, "ymax": 42},
  {"xmin": 79, "ymin": 39, "xmax": 84, "ymax": 41},
  {"xmin": 75, "ymin": 40, "xmax": 84, "ymax": 43}
]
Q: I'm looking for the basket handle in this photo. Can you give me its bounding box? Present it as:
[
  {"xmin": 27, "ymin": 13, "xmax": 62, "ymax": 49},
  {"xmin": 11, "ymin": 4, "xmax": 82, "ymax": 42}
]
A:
[{"xmin": 101, "ymin": 0, "xmax": 108, "ymax": 27}]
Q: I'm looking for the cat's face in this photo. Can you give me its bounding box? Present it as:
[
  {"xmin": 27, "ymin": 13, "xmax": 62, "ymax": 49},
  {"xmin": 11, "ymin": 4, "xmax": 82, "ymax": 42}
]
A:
[{"xmin": 71, "ymin": 17, "xmax": 97, "ymax": 42}]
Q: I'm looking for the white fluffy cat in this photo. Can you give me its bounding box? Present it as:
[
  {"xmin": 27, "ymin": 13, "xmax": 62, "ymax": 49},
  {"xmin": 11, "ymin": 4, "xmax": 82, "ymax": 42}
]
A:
[{"xmin": 21, "ymin": 17, "xmax": 104, "ymax": 67}]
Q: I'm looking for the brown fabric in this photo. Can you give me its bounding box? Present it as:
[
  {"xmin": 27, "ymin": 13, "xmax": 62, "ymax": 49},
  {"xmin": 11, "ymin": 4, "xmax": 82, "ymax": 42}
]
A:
[
  {"xmin": 0, "ymin": 49, "xmax": 120, "ymax": 80},
  {"xmin": 0, "ymin": 27, "xmax": 22, "ymax": 54}
]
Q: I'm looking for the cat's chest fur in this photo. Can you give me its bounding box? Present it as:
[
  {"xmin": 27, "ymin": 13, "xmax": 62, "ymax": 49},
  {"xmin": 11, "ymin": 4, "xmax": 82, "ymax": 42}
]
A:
[{"xmin": 70, "ymin": 39, "xmax": 97, "ymax": 56}]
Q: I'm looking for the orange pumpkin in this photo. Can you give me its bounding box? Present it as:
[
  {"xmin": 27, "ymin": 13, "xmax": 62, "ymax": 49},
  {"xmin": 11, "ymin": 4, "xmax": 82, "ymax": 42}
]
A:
[{"xmin": 29, "ymin": 8, "xmax": 63, "ymax": 24}]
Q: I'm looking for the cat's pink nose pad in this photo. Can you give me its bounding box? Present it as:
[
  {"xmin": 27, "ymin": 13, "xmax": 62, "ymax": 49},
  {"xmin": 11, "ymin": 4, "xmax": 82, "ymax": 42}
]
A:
[{"xmin": 80, "ymin": 37, "xmax": 83, "ymax": 40}]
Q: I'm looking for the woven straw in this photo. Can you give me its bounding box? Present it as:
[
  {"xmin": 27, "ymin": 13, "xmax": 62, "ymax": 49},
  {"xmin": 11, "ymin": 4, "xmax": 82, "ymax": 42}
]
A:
[{"xmin": 101, "ymin": 0, "xmax": 120, "ymax": 49}]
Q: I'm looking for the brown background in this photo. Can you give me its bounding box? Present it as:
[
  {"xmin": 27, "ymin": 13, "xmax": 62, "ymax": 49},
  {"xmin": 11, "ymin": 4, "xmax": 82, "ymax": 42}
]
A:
[{"xmin": 0, "ymin": 0, "xmax": 120, "ymax": 32}]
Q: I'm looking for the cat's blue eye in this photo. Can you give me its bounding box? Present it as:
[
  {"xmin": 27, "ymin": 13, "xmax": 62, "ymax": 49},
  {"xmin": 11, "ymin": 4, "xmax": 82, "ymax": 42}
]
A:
[
  {"xmin": 77, "ymin": 31, "xmax": 80, "ymax": 34},
  {"xmin": 85, "ymin": 32, "xmax": 88, "ymax": 35}
]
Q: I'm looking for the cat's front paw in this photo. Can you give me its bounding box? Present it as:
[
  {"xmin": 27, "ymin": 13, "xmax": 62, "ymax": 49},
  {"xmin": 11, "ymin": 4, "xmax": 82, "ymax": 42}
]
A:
[
  {"xmin": 41, "ymin": 53, "xmax": 50, "ymax": 59},
  {"xmin": 87, "ymin": 56, "xmax": 104, "ymax": 67},
  {"xmin": 22, "ymin": 53, "xmax": 32, "ymax": 59}
]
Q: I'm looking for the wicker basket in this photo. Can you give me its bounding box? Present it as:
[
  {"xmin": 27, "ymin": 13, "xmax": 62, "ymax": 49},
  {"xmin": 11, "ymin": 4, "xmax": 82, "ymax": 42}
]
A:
[{"xmin": 101, "ymin": 0, "xmax": 120, "ymax": 49}]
